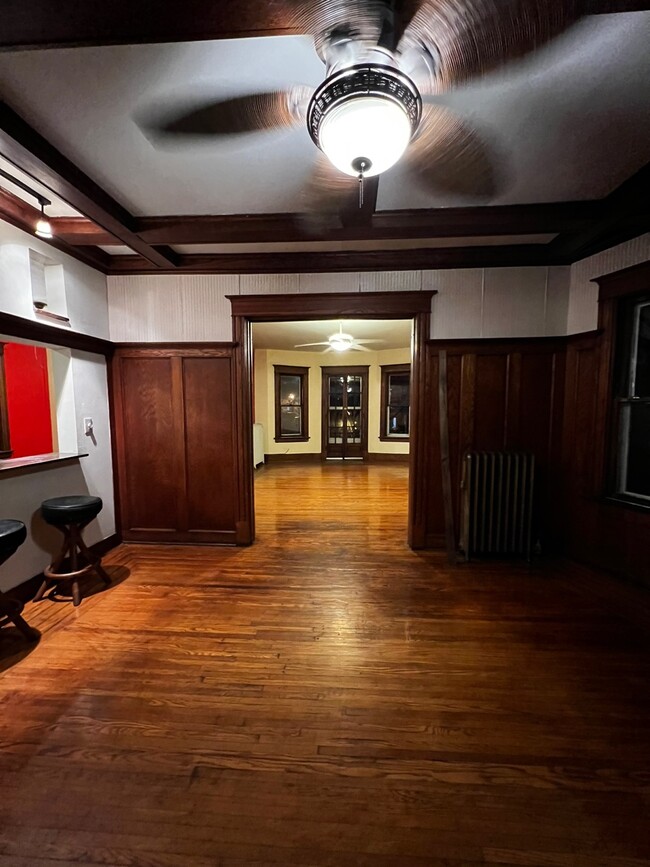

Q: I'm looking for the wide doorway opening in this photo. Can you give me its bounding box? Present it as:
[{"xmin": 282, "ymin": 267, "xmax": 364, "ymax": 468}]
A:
[
  {"xmin": 228, "ymin": 290, "xmax": 434, "ymax": 548},
  {"xmin": 250, "ymin": 317, "xmax": 412, "ymax": 538}
]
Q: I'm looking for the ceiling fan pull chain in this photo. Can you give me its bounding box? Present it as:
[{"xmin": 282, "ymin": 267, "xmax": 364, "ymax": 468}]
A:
[{"xmin": 358, "ymin": 160, "xmax": 366, "ymax": 208}]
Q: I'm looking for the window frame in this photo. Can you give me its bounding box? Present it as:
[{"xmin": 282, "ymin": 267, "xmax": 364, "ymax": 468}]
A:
[
  {"xmin": 609, "ymin": 293, "xmax": 650, "ymax": 507},
  {"xmin": 273, "ymin": 364, "xmax": 309, "ymax": 443},
  {"xmin": 379, "ymin": 363, "xmax": 411, "ymax": 443}
]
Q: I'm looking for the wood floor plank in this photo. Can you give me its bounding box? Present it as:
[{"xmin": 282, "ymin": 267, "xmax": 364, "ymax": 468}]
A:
[{"xmin": 1, "ymin": 463, "xmax": 650, "ymax": 865}]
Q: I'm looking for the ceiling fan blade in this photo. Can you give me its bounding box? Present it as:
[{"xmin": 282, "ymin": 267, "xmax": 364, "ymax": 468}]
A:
[
  {"xmin": 398, "ymin": 0, "xmax": 579, "ymax": 92},
  {"xmin": 294, "ymin": 341, "xmax": 331, "ymax": 347},
  {"xmin": 350, "ymin": 344, "xmax": 372, "ymax": 352},
  {"xmin": 354, "ymin": 339, "xmax": 385, "ymax": 344},
  {"xmin": 296, "ymin": 153, "xmax": 359, "ymax": 235},
  {"xmin": 138, "ymin": 87, "xmax": 312, "ymax": 140},
  {"xmin": 406, "ymin": 104, "xmax": 501, "ymax": 198}
]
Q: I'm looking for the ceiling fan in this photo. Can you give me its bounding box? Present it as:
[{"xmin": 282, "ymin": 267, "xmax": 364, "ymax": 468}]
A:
[
  {"xmin": 295, "ymin": 322, "xmax": 384, "ymax": 352},
  {"xmin": 140, "ymin": 0, "xmax": 580, "ymax": 210}
]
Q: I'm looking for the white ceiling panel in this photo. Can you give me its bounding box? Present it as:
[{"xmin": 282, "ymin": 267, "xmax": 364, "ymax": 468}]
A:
[
  {"xmin": 379, "ymin": 13, "xmax": 650, "ymax": 209},
  {"xmin": 0, "ymin": 36, "xmax": 324, "ymax": 217},
  {"xmin": 0, "ymin": 15, "xmax": 647, "ymax": 219}
]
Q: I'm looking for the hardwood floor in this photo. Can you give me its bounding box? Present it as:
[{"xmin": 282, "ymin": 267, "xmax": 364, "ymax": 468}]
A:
[{"xmin": 1, "ymin": 463, "xmax": 650, "ymax": 866}]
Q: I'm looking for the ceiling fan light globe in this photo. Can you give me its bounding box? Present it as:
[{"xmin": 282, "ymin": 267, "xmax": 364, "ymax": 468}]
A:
[{"xmin": 319, "ymin": 97, "xmax": 411, "ymax": 178}]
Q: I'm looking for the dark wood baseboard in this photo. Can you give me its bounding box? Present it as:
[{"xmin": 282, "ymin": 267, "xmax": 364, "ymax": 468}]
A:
[
  {"xmin": 264, "ymin": 452, "xmax": 410, "ymax": 465},
  {"xmin": 264, "ymin": 453, "xmax": 322, "ymax": 464},
  {"xmin": 7, "ymin": 532, "xmax": 121, "ymax": 604},
  {"xmin": 366, "ymin": 453, "xmax": 410, "ymax": 463}
]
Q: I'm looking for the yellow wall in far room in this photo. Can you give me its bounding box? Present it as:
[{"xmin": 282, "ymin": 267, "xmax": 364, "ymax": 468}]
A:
[{"xmin": 253, "ymin": 347, "xmax": 411, "ymax": 457}]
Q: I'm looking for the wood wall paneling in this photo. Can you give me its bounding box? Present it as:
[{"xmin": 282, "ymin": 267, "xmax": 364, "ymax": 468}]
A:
[
  {"xmin": 112, "ymin": 346, "xmax": 238, "ymax": 544},
  {"xmin": 117, "ymin": 356, "xmax": 180, "ymax": 537},
  {"xmin": 424, "ymin": 338, "xmax": 566, "ymax": 551},
  {"xmin": 561, "ymin": 298, "xmax": 650, "ymax": 587},
  {"xmin": 183, "ymin": 357, "xmax": 236, "ymax": 539}
]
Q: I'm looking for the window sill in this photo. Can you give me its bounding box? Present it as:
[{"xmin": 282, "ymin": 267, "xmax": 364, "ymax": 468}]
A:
[
  {"xmin": 274, "ymin": 436, "xmax": 310, "ymax": 443},
  {"xmin": 379, "ymin": 435, "xmax": 410, "ymax": 443},
  {"xmin": 602, "ymin": 495, "xmax": 650, "ymax": 515},
  {"xmin": 0, "ymin": 452, "xmax": 88, "ymax": 475}
]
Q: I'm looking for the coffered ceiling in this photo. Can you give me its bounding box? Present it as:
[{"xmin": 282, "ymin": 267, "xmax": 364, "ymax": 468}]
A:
[{"xmin": 0, "ymin": 1, "xmax": 648, "ymax": 275}]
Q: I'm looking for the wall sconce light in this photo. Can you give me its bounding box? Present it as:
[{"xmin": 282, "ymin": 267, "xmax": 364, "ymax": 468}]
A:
[{"xmin": 0, "ymin": 167, "xmax": 54, "ymax": 239}]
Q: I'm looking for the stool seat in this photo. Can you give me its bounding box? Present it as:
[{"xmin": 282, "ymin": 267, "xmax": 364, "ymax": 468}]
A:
[
  {"xmin": 41, "ymin": 496, "xmax": 102, "ymax": 527},
  {"xmin": 0, "ymin": 519, "xmax": 27, "ymax": 555}
]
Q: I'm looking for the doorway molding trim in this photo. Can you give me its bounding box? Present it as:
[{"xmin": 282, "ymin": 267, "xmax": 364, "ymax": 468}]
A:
[{"xmin": 228, "ymin": 290, "xmax": 436, "ymax": 548}]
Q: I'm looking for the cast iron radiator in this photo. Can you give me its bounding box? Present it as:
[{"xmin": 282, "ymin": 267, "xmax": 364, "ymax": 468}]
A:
[{"xmin": 460, "ymin": 451, "xmax": 536, "ymax": 560}]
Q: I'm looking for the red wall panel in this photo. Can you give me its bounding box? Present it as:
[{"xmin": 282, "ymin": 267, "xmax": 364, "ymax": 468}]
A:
[{"xmin": 4, "ymin": 342, "xmax": 53, "ymax": 458}]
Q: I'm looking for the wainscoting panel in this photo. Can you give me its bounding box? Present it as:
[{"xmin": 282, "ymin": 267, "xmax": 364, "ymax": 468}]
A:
[
  {"xmin": 561, "ymin": 331, "xmax": 650, "ymax": 586},
  {"xmin": 425, "ymin": 338, "xmax": 566, "ymax": 550},
  {"xmin": 112, "ymin": 345, "xmax": 238, "ymax": 544}
]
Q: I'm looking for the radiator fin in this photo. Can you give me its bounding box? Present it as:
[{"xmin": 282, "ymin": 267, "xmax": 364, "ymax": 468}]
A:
[{"xmin": 461, "ymin": 451, "xmax": 535, "ymax": 559}]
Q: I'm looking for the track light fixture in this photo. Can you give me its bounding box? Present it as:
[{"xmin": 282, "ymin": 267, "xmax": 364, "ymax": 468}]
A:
[
  {"xmin": 0, "ymin": 167, "xmax": 53, "ymax": 239},
  {"xmin": 35, "ymin": 203, "xmax": 53, "ymax": 239}
]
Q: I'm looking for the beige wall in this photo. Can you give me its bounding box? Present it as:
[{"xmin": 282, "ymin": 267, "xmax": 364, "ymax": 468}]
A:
[{"xmin": 254, "ymin": 347, "xmax": 411, "ymax": 457}]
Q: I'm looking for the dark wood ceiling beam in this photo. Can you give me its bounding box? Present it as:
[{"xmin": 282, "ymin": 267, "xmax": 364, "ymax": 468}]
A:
[
  {"xmin": 546, "ymin": 162, "xmax": 650, "ymax": 262},
  {"xmin": 0, "ymin": 1, "xmax": 303, "ymax": 51},
  {"xmin": 134, "ymin": 201, "xmax": 597, "ymax": 246},
  {"xmin": 0, "ymin": 0, "xmax": 644, "ymax": 51},
  {"xmin": 581, "ymin": 1, "xmax": 650, "ymax": 11},
  {"xmin": 0, "ymin": 102, "xmax": 178, "ymax": 268},
  {"xmin": 0, "ymin": 187, "xmax": 111, "ymax": 272},
  {"xmin": 107, "ymin": 244, "xmax": 554, "ymax": 275},
  {"xmin": 50, "ymin": 217, "xmax": 118, "ymax": 246}
]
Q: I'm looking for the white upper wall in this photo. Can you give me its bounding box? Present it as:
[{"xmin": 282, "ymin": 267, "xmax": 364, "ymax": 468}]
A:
[
  {"xmin": 0, "ymin": 219, "xmax": 109, "ymax": 339},
  {"xmin": 567, "ymin": 233, "xmax": 650, "ymax": 333},
  {"xmin": 108, "ymin": 266, "xmax": 572, "ymax": 342},
  {"xmin": 0, "ymin": 220, "xmax": 114, "ymax": 591}
]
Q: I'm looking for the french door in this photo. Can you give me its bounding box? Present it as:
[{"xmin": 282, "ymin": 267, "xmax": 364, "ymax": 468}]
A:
[{"xmin": 321, "ymin": 366, "xmax": 369, "ymax": 460}]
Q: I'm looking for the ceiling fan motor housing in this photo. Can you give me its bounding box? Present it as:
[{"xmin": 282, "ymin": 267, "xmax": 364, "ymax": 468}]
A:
[{"xmin": 307, "ymin": 64, "xmax": 422, "ymax": 178}]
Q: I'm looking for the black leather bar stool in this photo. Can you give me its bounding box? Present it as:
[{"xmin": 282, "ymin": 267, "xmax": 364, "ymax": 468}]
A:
[
  {"xmin": 35, "ymin": 496, "xmax": 110, "ymax": 607},
  {"xmin": 0, "ymin": 520, "xmax": 38, "ymax": 640}
]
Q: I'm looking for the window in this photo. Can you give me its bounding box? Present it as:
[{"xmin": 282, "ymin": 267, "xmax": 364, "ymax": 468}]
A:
[
  {"xmin": 274, "ymin": 365, "xmax": 309, "ymax": 442},
  {"xmin": 612, "ymin": 296, "xmax": 650, "ymax": 504},
  {"xmin": 380, "ymin": 364, "xmax": 410, "ymax": 441}
]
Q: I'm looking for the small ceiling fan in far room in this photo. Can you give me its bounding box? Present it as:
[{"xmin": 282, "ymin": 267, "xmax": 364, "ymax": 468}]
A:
[
  {"xmin": 295, "ymin": 322, "xmax": 384, "ymax": 352},
  {"xmin": 140, "ymin": 0, "xmax": 582, "ymax": 215}
]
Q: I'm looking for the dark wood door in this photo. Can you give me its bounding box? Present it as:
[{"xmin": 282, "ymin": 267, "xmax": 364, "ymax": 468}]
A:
[
  {"xmin": 321, "ymin": 366, "xmax": 369, "ymax": 460},
  {"xmin": 112, "ymin": 346, "xmax": 239, "ymax": 544}
]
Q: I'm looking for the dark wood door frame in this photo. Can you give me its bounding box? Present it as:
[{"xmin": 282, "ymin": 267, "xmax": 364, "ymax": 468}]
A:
[{"xmin": 228, "ymin": 290, "xmax": 436, "ymax": 548}]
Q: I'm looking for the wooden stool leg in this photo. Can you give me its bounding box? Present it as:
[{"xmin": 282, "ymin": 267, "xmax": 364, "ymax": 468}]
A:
[
  {"xmin": 76, "ymin": 527, "xmax": 111, "ymax": 586},
  {"xmin": 0, "ymin": 593, "xmax": 37, "ymax": 640},
  {"xmin": 33, "ymin": 578, "xmax": 50, "ymax": 603},
  {"xmin": 11, "ymin": 609, "xmax": 38, "ymax": 640},
  {"xmin": 71, "ymin": 581, "xmax": 81, "ymax": 607},
  {"xmin": 36, "ymin": 527, "xmax": 72, "ymax": 602}
]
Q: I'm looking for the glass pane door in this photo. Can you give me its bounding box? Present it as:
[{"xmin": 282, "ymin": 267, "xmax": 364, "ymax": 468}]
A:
[
  {"xmin": 322, "ymin": 368, "xmax": 368, "ymax": 459},
  {"xmin": 346, "ymin": 375, "xmax": 362, "ymax": 446}
]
